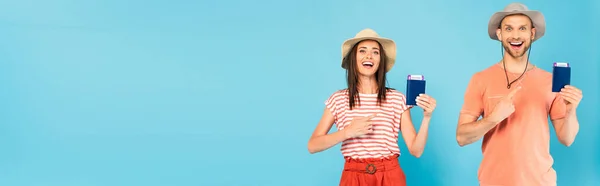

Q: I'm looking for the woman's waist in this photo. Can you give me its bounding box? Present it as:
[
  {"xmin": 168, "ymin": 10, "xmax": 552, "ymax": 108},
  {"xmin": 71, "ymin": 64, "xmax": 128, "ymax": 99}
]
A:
[{"xmin": 342, "ymin": 154, "xmax": 400, "ymax": 174}]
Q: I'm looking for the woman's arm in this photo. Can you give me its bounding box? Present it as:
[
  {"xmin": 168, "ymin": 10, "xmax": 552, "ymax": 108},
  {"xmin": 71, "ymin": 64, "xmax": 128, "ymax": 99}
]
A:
[
  {"xmin": 400, "ymin": 94, "xmax": 436, "ymax": 158},
  {"xmin": 400, "ymin": 110, "xmax": 431, "ymax": 158},
  {"xmin": 307, "ymin": 107, "xmax": 347, "ymax": 154},
  {"xmin": 307, "ymin": 107, "xmax": 375, "ymax": 154}
]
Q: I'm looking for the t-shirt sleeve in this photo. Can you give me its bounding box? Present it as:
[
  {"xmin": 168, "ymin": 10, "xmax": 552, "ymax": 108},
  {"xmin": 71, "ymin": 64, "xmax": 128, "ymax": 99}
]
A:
[
  {"xmin": 398, "ymin": 92, "xmax": 410, "ymax": 111},
  {"xmin": 460, "ymin": 73, "xmax": 484, "ymax": 117},
  {"xmin": 324, "ymin": 92, "xmax": 340, "ymax": 120},
  {"xmin": 391, "ymin": 91, "xmax": 408, "ymax": 132},
  {"xmin": 549, "ymin": 93, "xmax": 567, "ymax": 120}
]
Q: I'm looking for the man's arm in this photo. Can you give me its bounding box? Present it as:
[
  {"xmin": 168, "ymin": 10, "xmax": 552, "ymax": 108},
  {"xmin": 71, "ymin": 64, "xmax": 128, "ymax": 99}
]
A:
[
  {"xmin": 456, "ymin": 72, "xmax": 492, "ymax": 147},
  {"xmin": 549, "ymin": 86, "xmax": 582, "ymax": 147},
  {"xmin": 551, "ymin": 111, "xmax": 579, "ymax": 147},
  {"xmin": 455, "ymin": 72, "xmax": 522, "ymax": 147},
  {"xmin": 456, "ymin": 86, "xmax": 520, "ymax": 146},
  {"xmin": 456, "ymin": 114, "xmax": 500, "ymax": 147}
]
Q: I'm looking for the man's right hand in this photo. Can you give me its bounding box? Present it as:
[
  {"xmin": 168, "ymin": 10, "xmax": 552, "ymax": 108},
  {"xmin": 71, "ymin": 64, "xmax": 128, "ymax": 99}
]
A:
[
  {"xmin": 488, "ymin": 86, "xmax": 521, "ymax": 123},
  {"xmin": 343, "ymin": 114, "xmax": 376, "ymax": 138}
]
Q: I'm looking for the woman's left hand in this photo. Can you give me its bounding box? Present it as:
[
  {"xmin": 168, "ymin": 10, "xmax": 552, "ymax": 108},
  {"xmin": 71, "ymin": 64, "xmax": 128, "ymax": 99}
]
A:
[{"xmin": 416, "ymin": 94, "xmax": 436, "ymax": 117}]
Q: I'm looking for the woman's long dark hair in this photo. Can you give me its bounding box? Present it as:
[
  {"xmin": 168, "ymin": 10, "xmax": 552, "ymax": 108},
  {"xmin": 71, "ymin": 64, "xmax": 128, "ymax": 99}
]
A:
[{"xmin": 343, "ymin": 40, "xmax": 390, "ymax": 110}]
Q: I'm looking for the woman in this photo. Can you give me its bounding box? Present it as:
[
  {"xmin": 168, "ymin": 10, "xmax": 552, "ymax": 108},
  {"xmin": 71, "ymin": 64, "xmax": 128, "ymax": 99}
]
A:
[{"xmin": 307, "ymin": 28, "xmax": 437, "ymax": 186}]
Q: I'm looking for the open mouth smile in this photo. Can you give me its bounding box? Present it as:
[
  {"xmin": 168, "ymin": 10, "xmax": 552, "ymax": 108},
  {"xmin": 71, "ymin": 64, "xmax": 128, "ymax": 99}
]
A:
[
  {"xmin": 509, "ymin": 41, "xmax": 524, "ymax": 50},
  {"xmin": 362, "ymin": 61, "xmax": 374, "ymax": 69}
]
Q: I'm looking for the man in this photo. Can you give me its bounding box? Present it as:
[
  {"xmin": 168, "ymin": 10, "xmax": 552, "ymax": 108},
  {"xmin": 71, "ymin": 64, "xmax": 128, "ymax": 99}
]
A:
[{"xmin": 455, "ymin": 3, "xmax": 584, "ymax": 186}]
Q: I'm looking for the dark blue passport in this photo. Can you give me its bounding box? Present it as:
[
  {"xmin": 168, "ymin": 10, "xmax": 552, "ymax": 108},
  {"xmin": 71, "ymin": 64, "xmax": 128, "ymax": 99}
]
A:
[
  {"xmin": 552, "ymin": 62, "xmax": 571, "ymax": 92},
  {"xmin": 406, "ymin": 75, "xmax": 426, "ymax": 106}
]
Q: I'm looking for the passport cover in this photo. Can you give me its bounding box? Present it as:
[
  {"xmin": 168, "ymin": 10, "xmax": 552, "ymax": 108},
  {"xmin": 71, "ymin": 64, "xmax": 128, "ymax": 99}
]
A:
[
  {"xmin": 406, "ymin": 78, "xmax": 426, "ymax": 106},
  {"xmin": 552, "ymin": 64, "xmax": 571, "ymax": 92}
]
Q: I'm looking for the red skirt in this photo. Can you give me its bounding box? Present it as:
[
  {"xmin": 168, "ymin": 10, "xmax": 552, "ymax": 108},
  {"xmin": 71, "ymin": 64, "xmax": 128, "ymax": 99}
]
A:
[{"xmin": 339, "ymin": 155, "xmax": 407, "ymax": 186}]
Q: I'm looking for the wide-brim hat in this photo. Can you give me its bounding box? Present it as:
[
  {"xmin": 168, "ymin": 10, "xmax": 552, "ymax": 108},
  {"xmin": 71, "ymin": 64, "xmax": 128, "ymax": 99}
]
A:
[
  {"xmin": 341, "ymin": 28, "xmax": 396, "ymax": 73},
  {"xmin": 488, "ymin": 3, "xmax": 546, "ymax": 41}
]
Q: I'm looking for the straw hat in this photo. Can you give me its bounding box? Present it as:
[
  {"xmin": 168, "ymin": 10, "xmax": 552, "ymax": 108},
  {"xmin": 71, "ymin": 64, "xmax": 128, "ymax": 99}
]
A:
[
  {"xmin": 488, "ymin": 3, "xmax": 546, "ymax": 41},
  {"xmin": 341, "ymin": 28, "xmax": 396, "ymax": 72}
]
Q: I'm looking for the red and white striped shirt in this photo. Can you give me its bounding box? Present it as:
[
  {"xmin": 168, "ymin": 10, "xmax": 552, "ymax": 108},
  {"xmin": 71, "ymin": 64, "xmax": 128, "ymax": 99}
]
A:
[{"xmin": 325, "ymin": 89, "xmax": 410, "ymax": 159}]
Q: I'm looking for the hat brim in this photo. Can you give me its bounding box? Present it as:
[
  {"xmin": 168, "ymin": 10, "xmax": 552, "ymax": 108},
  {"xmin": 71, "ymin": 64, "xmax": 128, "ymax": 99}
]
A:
[
  {"xmin": 341, "ymin": 37, "xmax": 396, "ymax": 73},
  {"xmin": 488, "ymin": 10, "xmax": 546, "ymax": 41}
]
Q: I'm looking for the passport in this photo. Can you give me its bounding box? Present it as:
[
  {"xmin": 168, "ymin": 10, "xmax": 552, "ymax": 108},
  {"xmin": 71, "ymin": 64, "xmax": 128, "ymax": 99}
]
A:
[
  {"xmin": 552, "ymin": 62, "xmax": 571, "ymax": 92},
  {"xmin": 406, "ymin": 75, "xmax": 426, "ymax": 106}
]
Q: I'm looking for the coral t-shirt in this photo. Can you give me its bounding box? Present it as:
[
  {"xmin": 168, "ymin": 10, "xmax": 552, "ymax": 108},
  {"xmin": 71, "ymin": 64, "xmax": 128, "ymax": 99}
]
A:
[{"xmin": 460, "ymin": 64, "xmax": 567, "ymax": 186}]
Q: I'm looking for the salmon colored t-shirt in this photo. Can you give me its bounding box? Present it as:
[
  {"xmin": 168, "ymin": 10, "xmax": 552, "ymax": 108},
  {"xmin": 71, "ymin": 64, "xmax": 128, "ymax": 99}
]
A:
[{"xmin": 460, "ymin": 64, "xmax": 567, "ymax": 186}]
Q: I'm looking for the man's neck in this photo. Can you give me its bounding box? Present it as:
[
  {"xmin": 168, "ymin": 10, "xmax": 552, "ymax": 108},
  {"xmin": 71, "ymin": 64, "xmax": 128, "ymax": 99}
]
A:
[
  {"xmin": 358, "ymin": 76, "xmax": 378, "ymax": 94},
  {"xmin": 501, "ymin": 53, "xmax": 533, "ymax": 73}
]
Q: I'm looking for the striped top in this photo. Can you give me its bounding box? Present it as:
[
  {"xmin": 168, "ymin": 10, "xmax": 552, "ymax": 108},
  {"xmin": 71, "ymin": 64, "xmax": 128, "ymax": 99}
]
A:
[{"xmin": 325, "ymin": 89, "xmax": 410, "ymax": 159}]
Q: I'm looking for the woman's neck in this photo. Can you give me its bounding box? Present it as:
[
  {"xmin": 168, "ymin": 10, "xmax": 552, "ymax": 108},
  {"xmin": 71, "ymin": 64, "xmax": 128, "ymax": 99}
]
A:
[{"xmin": 358, "ymin": 76, "xmax": 378, "ymax": 94}]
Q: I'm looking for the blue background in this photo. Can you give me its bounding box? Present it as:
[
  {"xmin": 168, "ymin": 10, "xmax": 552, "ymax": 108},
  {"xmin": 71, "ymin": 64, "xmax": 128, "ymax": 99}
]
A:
[{"xmin": 1, "ymin": 0, "xmax": 598, "ymax": 185}]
